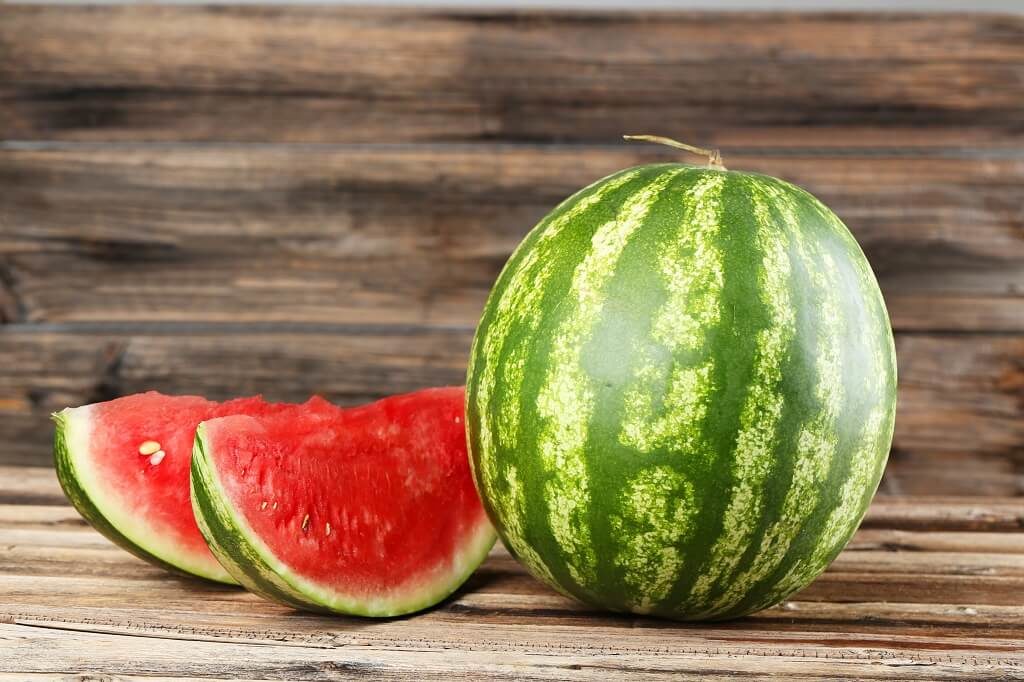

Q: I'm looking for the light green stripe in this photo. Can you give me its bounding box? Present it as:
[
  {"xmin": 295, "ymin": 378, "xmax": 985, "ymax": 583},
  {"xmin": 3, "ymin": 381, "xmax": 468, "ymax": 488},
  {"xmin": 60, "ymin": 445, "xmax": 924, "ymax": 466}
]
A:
[
  {"xmin": 536, "ymin": 169, "xmax": 685, "ymax": 588},
  {"xmin": 685, "ymin": 183, "xmax": 796, "ymax": 613},
  {"xmin": 498, "ymin": 464, "xmax": 566, "ymax": 594},
  {"xmin": 611, "ymin": 466, "xmax": 696, "ymax": 613},
  {"xmin": 759, "ymin": 205, "xmax": 894, "ymax": 606},
  {"xmin": 611, "ymin": 172, "xmax": 726, "ymax": 610},
  {"xmin": 619, "ymin": 173, "xmax": 726, "ymax": 455},
  {"xmin": 708, "ymin": 183, "xmax": 845, "ymax": 613},
  {"xmin": 470, "ymin": 171, "xmax": 644, "ymax": 593}
]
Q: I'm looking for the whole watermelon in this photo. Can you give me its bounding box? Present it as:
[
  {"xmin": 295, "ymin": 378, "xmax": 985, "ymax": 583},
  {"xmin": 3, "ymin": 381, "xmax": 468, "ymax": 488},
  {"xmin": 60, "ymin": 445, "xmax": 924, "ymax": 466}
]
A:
[{"xmin": 466, "ymin": 155, "xmax": 897, "ymax": 621}]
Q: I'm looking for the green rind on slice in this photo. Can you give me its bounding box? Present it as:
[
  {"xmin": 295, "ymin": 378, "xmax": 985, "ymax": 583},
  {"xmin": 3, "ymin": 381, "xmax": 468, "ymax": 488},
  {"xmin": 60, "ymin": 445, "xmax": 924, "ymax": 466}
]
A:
[
  {"xmin": 53, "ymin": 407, "xmax": 237, "ymax": 584},
  {"xmin": 191, "ymin": 423, "xmax": 497, "ymax": 617}
]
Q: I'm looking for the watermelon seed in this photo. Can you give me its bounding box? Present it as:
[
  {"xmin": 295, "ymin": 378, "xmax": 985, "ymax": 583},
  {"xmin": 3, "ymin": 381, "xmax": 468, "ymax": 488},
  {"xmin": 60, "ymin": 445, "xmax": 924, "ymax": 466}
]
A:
[
  {"xmin": 272, "ymin": 502, "xmax": 278, "ymax": 510},
  {"xmin": 260, "ymin": 501, "xmax": 268, "ymax": 510},
  {"xmin": 148, "ymin": 450, "xmax": 166, "ymax": 466},
  {"xmin": 301, "ymin": 514, "xmax": 310, "ymax": 533},
  {"xmin": 325, "ymin": 522, "xmax": 332, "ymax": 536},
  {"xmin": 138, "ymin": 440, "xmax": 161, "ymax": 456}
]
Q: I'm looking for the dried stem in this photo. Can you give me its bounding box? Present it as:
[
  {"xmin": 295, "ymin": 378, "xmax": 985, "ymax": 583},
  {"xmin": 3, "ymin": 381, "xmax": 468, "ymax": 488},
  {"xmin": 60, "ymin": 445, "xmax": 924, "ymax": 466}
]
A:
[{"xmin": 623, "ymin": 134, "xmax": 726, "ymax": 170}]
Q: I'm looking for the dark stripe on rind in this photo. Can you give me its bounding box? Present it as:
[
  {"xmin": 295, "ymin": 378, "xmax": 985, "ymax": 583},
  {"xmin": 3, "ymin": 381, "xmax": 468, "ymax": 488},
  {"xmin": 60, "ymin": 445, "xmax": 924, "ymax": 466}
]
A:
[
  {"xmin": 716, "ymin": 177, "xmax": 896, "ymax": 619},
  {"xmin": 51, "ymin": 409, "xmax": 237, "ymax": 585},
  {"xmin": 190, "ymin": 428, "xmax": 320, "ymax": 612},
  {"xmin": 191, "ymin": 424, "xmax": 497, "ymax": 618},
  {"xmin": 466, "ymin": 166, "xmax": 647, "ymax": 542},
  {"xmin": 469, "ymin": 165, "xmax": 672, "ymax": 602},
  {"xmin": 680, "ymin": 173, "xmax": 800, "ymax": 619},
  {"xmin": 731, "ymin": 181, "xmax": 869, "ymax": 617},
  {"xmin": 583, "ymin": 167, "xmax": 711, "ymax": 611},
  {"xmin": 703, "ymin": 176, "xmax": 847, "ymax": 619},
  {"xmin": 518, "ymin": 166, "xmax": 687, "ymax": 603},
  {"xmin": 688, "ymin": 175, "xmax": 814, "ymax": 618}
]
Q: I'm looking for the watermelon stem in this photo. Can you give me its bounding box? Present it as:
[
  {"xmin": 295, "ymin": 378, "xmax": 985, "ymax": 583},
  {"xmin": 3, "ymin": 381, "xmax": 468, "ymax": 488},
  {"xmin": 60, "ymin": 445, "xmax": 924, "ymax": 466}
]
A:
[{"xmin": 623, "ymin": 134, "xmax": 726, "ymax": 170}]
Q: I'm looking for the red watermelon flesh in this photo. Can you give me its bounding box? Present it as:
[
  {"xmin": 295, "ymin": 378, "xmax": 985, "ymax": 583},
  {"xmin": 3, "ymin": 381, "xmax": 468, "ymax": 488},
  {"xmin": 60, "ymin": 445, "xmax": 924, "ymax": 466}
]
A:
[
  {"xmin": 54, "ymin": 392, "xmax": 323, "ymax": 582},
  {"xmin": 191, "ymin": 386, "xmax": 496, "ymax": 616}
]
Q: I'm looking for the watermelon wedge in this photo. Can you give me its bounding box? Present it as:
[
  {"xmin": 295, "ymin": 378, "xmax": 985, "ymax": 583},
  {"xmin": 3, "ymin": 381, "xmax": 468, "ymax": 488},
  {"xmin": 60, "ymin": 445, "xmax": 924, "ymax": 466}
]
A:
[
  {"xmin": 191, "ymin": 386, "xmax": 496, "ymax": 617},
  {"xmin": 53, "ymin": 392, "xmax": 314, "ymax": 583}
]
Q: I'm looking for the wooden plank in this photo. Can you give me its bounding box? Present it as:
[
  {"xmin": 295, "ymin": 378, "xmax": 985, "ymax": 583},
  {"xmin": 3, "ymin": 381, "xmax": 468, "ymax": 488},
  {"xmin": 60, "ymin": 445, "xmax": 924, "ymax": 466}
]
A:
[
  {"xmin": 4, "ymin": 570, "xmax": 1023, "ymax": 638},
  {"xmin": 894, "ymin": 335, "xmax": 1024, "ymax": 468},
  {"xmin": 880, "ymin": 450, "xmax": 1023, "ymax": 497},
  {"xmin": 1, "ymin": 549, "xmax": 1022, "ymax": 675},
  {"xmin": 0, "ymin": 328, "xmax": 470, "ymax": 467},
  {"xmin": 6, "ymin": 538, "xmax": 1021, "ymax": 608},
  {"xmin": 849, "ymin": 529, "xmax": 1024, "ymax": 554},
  {"xmin": 0, "ymin": 475, "xmax": 1021, "ymax": 596},
  {"xmin": 861, "ymin": 496, "xmax": 1024, "ymax": 532},
  {"xmin": 2, "ymin": 8, "xmax": 1023, "ymax": 145},
  {"xmin": 1, "ymin": 463, "xmax": 1018, "ymax": 532},
  {"xmin": 3, "ymin": 331, "xmax": 1024, "ymax": 480},
  {"xmin": 2, "ymin": 145, "xmax": 1022, "ymax": 333},
  {"xmin": 3, "ymin": 622, "xmax": 1019, "ymax": 680},
  {"xmin": 2, "ymin": 543, "xmax": 1023, "ymax": 673},
  {"xmin": 0, "ymin": 487, "xmax": 1020, "ymax": 677},
  {"xmin": 6, "ymin": 595, "xmax": 1024, "ymax": 658}
]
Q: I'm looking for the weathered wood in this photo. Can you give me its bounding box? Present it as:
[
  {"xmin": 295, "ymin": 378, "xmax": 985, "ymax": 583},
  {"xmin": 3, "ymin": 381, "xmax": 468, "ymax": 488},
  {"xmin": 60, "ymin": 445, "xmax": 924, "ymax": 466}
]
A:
[
  {"xmin": 0, "ymin": 328, "xmax": 469, "ymax": 467},
  {"xmin": 894, "ymin": 335, "xmax": 1024, "ymax": 468},
  {"xmin": 3, "ymin": 621, "xmax": 1019, "ymax": 681},
  {"xmin": 2, "ymin": 145, "xmax": 1022, "ymax": 332},
  {"xmin": 9, "ymin": 464, "xmax": 1016, "ymax": 533},
  {"xmin": 3, "ymin": 330, "xmax": 1024, "ymax": 488},
  {"xmin": 2, "ymin": 8, "xmax": 1023, "ymax": 145},
  {"xmin": 1, "ymin": 458, "xmax": 1021, "ymax": 680},
  {"xmin": 7, "ymin": 537, "xmax": 1020, "ymax": 608},
  {"xmin": 861, "ymin": 496, "xmax": 1024, "ymax": 533},
  {"xmin": 880, "ymin": 450, "xmax": 1023, "ymax": 497},
  {"xmin": 849, "ymin": 529, "xmax": 1024, "ymax": 554}
]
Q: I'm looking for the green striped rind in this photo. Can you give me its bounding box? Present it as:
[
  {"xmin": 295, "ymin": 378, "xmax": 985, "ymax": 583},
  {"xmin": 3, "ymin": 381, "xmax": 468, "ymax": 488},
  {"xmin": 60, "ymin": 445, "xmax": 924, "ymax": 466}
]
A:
[
  {"xmin": 191, "ymin": 423, "xmax": 497, "ymax": 617},
  {"xmin": 467, "ymin": 163, "xmax": 897, "ymax": 620},
  {"xmin": 52, "ymin": 408, "xmax": 236, "ymax": 584}
]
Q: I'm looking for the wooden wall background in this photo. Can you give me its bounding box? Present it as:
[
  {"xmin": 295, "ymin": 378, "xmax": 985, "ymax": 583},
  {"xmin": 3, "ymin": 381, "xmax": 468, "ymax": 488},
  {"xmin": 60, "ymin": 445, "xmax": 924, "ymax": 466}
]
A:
[{"xmin": 1, "ymin": 7, "xmax": 1022, "ymax": 496}]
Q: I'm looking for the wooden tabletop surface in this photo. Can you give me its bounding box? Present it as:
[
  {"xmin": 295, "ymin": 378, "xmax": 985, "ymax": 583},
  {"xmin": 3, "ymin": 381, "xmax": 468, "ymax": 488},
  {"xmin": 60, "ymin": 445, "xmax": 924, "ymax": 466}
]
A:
[{"xmin": 2, "ymin": 465, "xmax": 1021, "ymax": 680}]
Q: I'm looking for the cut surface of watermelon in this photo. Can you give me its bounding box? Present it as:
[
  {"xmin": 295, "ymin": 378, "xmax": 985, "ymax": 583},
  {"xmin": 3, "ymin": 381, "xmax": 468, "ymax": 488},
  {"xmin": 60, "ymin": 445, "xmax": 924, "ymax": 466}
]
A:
[
  {"xmin": 191, "ymin": 386, "xmax": 496, "ymax": 617},
  {"xmin": 54, "ymin": 392, "xmax": 315, "ymax": 583}
]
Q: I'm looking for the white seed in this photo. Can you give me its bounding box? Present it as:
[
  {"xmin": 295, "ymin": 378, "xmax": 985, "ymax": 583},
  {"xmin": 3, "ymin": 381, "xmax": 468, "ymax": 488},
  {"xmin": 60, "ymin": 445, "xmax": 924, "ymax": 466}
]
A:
[
  {"xmin": 325, "ymin": 522, "xmax": 332, "ymax": 536},
  {"xmin": 272, "ymin": 502, "xmax": 278, "ymax": 510},
  {"xmin": 454, "ymin": 416, "xmax": 462, "ymax": 424},
  {"xmin": 301, "ymin": 514, "xmax": 310, "ymax": 533},
  {"xmin": 260, "ymin": 501, "xmax": 268, "ymax": 510},
  {"xmin": 148, "ymin": 450, "xmax": 166, "ymax": 466},
  {"xmin": 138, "ymin": 440, "xmax": 161, "ymax": 456}
]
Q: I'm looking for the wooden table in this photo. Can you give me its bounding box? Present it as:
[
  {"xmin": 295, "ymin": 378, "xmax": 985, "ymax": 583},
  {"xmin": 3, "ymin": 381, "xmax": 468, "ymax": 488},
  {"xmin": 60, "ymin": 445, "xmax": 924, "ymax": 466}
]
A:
[{"xmin": 2, "ymin": 465, "xmax": 1021, "ymax": 680}]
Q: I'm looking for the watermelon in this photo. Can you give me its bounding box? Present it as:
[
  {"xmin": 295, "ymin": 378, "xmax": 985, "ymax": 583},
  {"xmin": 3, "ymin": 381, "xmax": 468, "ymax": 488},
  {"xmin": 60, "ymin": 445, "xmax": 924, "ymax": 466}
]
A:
[
  {"xmin": 190, "ymin": 387, "xmax": 496, "ymax": 617},
  {"xmin": 466, "ymin": 151, "xmax": 897, "ymax": 620},
  {"xmin": 53, "ymin": 392, "xmax": 312, "ymax": 583}
]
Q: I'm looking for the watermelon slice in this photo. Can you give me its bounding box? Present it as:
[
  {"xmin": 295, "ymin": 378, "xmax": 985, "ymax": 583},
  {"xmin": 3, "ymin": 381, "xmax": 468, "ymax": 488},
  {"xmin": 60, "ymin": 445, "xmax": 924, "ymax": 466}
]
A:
[
  {"xmin": 191, "ymin": 386, "xmax": 496, "ymax": 617},
  {"xmin": 53, "ymin": 392, "xmax": 315, "ymax": 583}
]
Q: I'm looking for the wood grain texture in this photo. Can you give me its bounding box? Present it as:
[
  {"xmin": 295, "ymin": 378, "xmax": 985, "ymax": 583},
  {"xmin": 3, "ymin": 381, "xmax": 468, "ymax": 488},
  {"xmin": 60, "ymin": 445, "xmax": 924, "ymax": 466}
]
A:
[
  {"xmin": 2, "ymin": 8, "xmax": 1023, "ymax": 145},
  {"xmin": 2, "ymin": 330, "xmax": 1023, "ymax": 493},
  {"xmin": 2, "ymin": 144, "xmax": 1021, "ymax": 332},
  {"xmin": 0, "ymin": 468, "xmax": 1022, "ymax": 680},
  {"xmin": 2, "ymin": 9, "xmax": 1023, "ymax": 498}
]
